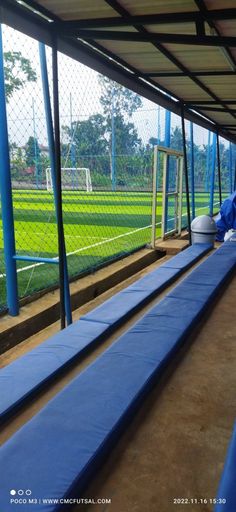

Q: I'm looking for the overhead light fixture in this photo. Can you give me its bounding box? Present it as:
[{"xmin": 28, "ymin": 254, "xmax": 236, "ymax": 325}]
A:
[{"xmin": 16, "ymin": 1, "xmax": 54, "ymax": 23}]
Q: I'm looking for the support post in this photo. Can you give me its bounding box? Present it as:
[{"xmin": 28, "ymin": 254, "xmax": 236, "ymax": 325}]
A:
[
  {"xmin": 205, "ymin": 130, "xmax": 211, "ymax": 192},
  {"xmin": 229, "ymin": 142, "xmax": 233, "ymax": 194},
  {"xmin": 190, "ymin": 122, "xmax": 195, "ymax": 219},
  {"xmin": 210, "ymin": 132, "xmax": 216, "ymax": 216},
  {"xmin": 181, "ymin": 105, "xmax": 192, "ymax": 244},
  {"xmin": 52, "ymin": 39, "xmax": 66, "ymax": 329},
  {"xmin": 69, "ymin": 92, "xmax": 76, "ymax": 188},
  {"xmin": 111, "ymin": 87, "xmax": 116, "ymax": 192},
  {"xmin": 151, "ymin": 146, "xmax": 158, "ymax": 248},
  {"xmin": 157, "ymin": 105, "xmax": 160, "ymax": 144},
  {"xmin": 32, "ymin": 98, "xmax": 39, "ymax": 189},
  {"xmin": 164, "ymin": 110, "xmax": 171, "ymax": 147},
  {"xmin": 164, "ymin": 110, "xmax": 171, "ymax": 232},
  {"xmin": 0, "ymin": 25, "xmax": 19, "ymax": 315},
  {"xmin": 216, "ymin": 132, "xmax": 222, "ymax": 208},
  {"xmin": 39, "ymin": 42, "xmax": 72, "ymax": 327}
]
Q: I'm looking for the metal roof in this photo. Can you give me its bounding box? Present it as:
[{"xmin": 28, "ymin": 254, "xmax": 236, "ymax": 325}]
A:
[{"xmin": 1, "ymin": 0, "xmax": 236, "ymax": 142}]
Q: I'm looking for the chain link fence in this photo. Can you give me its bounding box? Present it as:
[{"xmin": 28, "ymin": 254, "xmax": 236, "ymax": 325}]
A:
[{"xmin": 0, "ymin": 24, "xmax": 235, "ymax": 313}]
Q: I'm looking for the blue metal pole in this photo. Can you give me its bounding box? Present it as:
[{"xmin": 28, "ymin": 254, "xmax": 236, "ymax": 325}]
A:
[
  {"xmin": 164, "ymin": 110, "xmax": 171, "ymax": 147},
  {"xmin": 190, "ymin": 122, "xmax": 195, "ymax": 219},
  {"xmin": 69, "ymin": 93, "xmax": 76, "ymax": 188},
  {"xmin": 111, "ymin": 87, "xmax": 116, "ymax": 191},
  {"xmin": 229, "ymin": 142, "xmax": 233, "ymax": 193},
  {"xmin": 32, "ymin": 98, "xmax": 39, "ymax": 189},
  {"xmin": 164, "ymin": 110, "xmax": 171, "ymax": 231},
  {"xmin": 39, "ymin": 42, "xmax": 72, "ymax": 326},
  {"xmin": 210, "ymin": 132, "xmax": 216, "ymax": 216},
  {"xmin": 156, "ymin": 105, "xmax": 161, "ymax": 191},
  {"xmin": 157, "ymin": 105, "xmax": 160, "ymax": 144},
  {"xmin": 0, "ymin": 25, "xmax": 19, "ymax": 315},
  {"xmin": 14, "ymin": 255, "xmax": 59, "ymax": 264},
  {"xmin": 205, "ymin": 130, "xmax": 211, "ymax": 192}
]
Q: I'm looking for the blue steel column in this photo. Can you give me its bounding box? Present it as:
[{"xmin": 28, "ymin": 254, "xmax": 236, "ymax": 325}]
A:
[
  {"xmin": 181, "ymin": 106, "xmax": 192, "ymax": 244},
  {"xmin": 157, "ymin": 105, "xmax": 160, "ymax": 144},
  {"xmin": 0, "ymin": 25, "xmax": 19, "ymax": 315},
  {"xmin": 216, "ymin": 132, "xmax": 222, "ymax": 208},
  {"xmin": 210, "ymin": 132, "xmax": 216, "ymax": 216},
  {"xmin": 164, "ymin": 110, "xmax": 171, "ymax": 232},
  {"xmin": 190, "ymin": 122, "xmax": 195, "ymax": 219},
  {"xmin": 229, "ymin": 142, "xmax": 233, "ymax": 193},
  {"xmin": 156, "ymin": 105, "xmax": 161, "ymax": 191},
  {"xmin": 69, "ymin": 93, "xmax": 76, "ymax": 188},
  {"xmin": 32, "ymin": 98, "xmax": 39, "ymax": 189},
  {"xmin": 164, "ymin": 110, "xmax": 171, "ymax": 147},
  {"xmin": 205, "ymin": 130, "xmax": 211, "ymax": 192},
  {"xmin": 39, "ymin": 42, "xmax": 72, "ymax": 326},
  {"xmin": 111, "ymin": 87, "xmax": 116, "ymax": 192}
]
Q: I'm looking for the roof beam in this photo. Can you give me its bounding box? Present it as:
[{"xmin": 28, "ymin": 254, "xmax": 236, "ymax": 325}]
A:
[
  {"xmin": 196, "ymin": 106, "xmax": 236, "ymax": 112},
  {"xmin": 76, "ymin": 30, "xmax": 236, "ymax": 47},
  {"xmin": 185, "ymin": 100, "xmax": 236, "ymax": 105},
  {"xmin": 8, "ymin": 0, "xmax": 57, "ymax": 22},
  {"xmin": 54, "ymin": 8, "xmax": 236, "ymax": 29},
  {"xmin": 144, "ymin": 71, "xmax": 236, "ymax": 77},
  {"xmin": 103, "ymin": 0, "xmax": 236, "ymax": 123},
  {"xmin": 194, "ymin": 0, "xmax": 236, "ymax": 72}
]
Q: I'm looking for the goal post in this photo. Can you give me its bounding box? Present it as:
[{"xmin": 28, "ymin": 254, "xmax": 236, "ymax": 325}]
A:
[
  {"xmin": 151, "ymin": 146, "xmax": 183, "ymax": 247},
  {"xmin": 45, "ymin": 167, "xmax": 93, "ymax": 192}
]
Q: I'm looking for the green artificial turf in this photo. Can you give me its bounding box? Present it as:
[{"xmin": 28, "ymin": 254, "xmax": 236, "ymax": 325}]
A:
[{"xmin": 0, "ymin": 189, "xmax": 221, "ymax": 311}]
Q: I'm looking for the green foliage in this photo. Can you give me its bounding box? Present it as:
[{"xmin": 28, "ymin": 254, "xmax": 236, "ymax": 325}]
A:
[
  {"xmin": 98, "ymin": 75, "xmax": 144, "ymax": 185},
  {"xmin": 10, "ymin": 143, "xmax": 26, "ymax": 180},
  {"xmin": 98, "ymin": 74, "xmax": 142, "ymax": 117},
  {"xmin": 4, "ymin": 51, "xmax": 37, "ymax": 101},
  {"xmin": 25, "ymin": 136, "xmax": 41, "ymax": 168},
  {"xmin": 61, "ymin": 79, "xmax": 145, "ymax": 185},
  {"xmin": 63, "ymin": 114, "xmax": 108, "ymax": 159},
  {"xmin": 109, "ymin": 114, "xmax": 142, "ymax": 156}
]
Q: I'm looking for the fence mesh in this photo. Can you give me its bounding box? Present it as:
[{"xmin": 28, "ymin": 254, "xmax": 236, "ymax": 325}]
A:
[{"xmin": 0, "ymin": 24, "xmax": 235, "ymax": 313}]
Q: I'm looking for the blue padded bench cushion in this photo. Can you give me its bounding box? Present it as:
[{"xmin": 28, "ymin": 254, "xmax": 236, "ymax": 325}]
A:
[
  {"xmin": 0, "ymin": 242, "xmax": 235, "ymax": 512},
  {"xmin": 215, "ymin": 422, "xmax": 236, "ymax": 511},
  {"xmin": 0, "ymin": 243, "xmax": 211, "ymax": 423}
]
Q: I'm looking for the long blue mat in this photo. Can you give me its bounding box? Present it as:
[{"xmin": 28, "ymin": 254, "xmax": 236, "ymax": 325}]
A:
[
  {"xmin": 0, "ymin": 243, "xmax": 211, "ymax": 422},
  {"xmin": 0, "ymin": 240, "xmax": 235, "ymax": 511}
]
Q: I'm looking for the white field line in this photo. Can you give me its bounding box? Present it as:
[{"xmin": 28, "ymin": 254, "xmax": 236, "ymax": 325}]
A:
[
  {"xmin": 0, "ymin": 222, "xmax": 159, "ymax": 278},
  {"xmin": 0, "ymin": 200, "xmax": 220, "ymax": 279},
  {"xmin": 22, "ymin": 233, "xmax": 110, "ymax": 240},
  {"xmin": 0, "ymin": 228, "xmax": 109, "ymax": 241}
]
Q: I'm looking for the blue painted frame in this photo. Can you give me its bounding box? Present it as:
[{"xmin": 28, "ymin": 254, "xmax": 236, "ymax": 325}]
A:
[{"xmin": 0, "ymin": 25, "xmax": 19, "ymax": 316}]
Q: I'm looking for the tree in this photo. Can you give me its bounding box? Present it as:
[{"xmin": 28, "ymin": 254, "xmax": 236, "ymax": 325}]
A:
[
  {"xmin": 10, "ymin": 143, "xmax": 26, "ymax": 181},
  {"xmin": 24, "ymin": 136, "xmax": 43, "ymax": 186},
  {"xmin": 25, "ymin": 136, "xmax": 41, "ymax": 168},
  {"xmin": 99, "ymin": 75, "xmax": 142, "ymax": 117},
  {"xmin": 170, "ymin": 126, "xmax": 184, "ymax": 151},
  {"xmin": 4, "ymin": 51, "xmax": 37, "ymax": 101},
  {"xmin": 99, "ymin": 75, "xmax": 143, "ymax": 187},
  {"xmin": 63, "ymin": 114, "xmax": 108, "ymax": 159},
  {"xmin": 61, "ymin": 79, "xmax": 145, "ymax": 189},
  {"xmin": 62, "ymin": 114, "xmax": 111, "ymax": 185}
]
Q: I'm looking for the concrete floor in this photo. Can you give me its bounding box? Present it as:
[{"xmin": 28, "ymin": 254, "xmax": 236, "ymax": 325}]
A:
[{"xmin": 73, "ymin": 275, "xmax": 236, "ymax": 512}]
